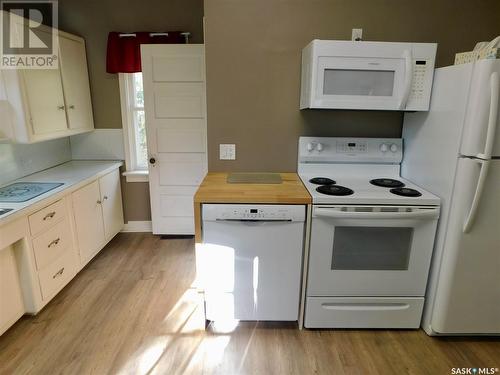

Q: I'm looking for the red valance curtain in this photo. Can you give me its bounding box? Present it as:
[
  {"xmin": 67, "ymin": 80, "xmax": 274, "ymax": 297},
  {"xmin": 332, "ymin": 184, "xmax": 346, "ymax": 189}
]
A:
[{"xmin": 106, "ymin": 31, "xmax": 186, "ymax": 73}]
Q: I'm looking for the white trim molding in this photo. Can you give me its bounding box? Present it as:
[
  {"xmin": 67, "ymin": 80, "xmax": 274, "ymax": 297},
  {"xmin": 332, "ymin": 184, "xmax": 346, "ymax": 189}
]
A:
[
  {"xmin": 121, "ymin": 221, "xmax": 152, "ymax": 232},
  {"xmin": 121, "ymin": 170, "xmax": 149, "ymax": 183}
]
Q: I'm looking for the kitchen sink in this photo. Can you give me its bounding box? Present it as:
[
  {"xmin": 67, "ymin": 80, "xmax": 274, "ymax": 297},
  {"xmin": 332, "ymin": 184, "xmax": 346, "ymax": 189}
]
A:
[{"xmin": 0, "ymin": 208, "xmax": 13, "ymax": 216}]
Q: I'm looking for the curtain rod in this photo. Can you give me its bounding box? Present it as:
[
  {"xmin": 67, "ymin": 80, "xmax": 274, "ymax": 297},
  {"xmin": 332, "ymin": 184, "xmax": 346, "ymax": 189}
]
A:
[{"xmin": 118, "ymin": 31, "xmax": 191, "ymax": 43}]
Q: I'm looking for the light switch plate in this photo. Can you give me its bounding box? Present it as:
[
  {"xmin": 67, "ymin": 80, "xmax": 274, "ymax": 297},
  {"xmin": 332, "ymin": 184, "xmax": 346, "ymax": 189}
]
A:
[
  {"xmin": 219, "ymin": 144, "xmax": 236, "ymax": 160},
  {"xmin": 352, "ymin": 28, "xmax": 363, "ymax": 41}
]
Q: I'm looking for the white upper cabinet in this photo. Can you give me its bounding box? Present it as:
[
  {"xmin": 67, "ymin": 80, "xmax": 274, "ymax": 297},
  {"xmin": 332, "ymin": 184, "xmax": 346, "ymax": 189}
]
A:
[
  {"xmin": 59, "ymin": 35, "xmax": 94, "ymax": 131},
  {"xmin": 0, "ymin": 28, "xmax": 94, "ymax": 143},
  {"xmin": 22, "ymin": 68, "xmax": 68, "ymax": 135}
]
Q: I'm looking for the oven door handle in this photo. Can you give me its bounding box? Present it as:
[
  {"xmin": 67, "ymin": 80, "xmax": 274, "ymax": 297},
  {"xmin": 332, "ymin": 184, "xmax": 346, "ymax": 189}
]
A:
[{"xmin": 313, "ymin": 208, "xmax": 439, "ymax": 220}]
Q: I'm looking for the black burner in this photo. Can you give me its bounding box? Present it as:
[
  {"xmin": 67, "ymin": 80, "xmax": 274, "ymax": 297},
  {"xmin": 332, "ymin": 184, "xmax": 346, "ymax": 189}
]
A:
[
  {"xmin": 390, "ymin": 187, "xmax": 422, "ymax": 197},
  {"xmin": 370, "ymin": 178, "xmax": 405, "ymax": 188},
  {"xmin": 309, "ymin": 177, "xmax": 336, "ymax": 185},
  {"xmin": 316, "ymin": 185, "xmax": 354, "ymax": 196}
]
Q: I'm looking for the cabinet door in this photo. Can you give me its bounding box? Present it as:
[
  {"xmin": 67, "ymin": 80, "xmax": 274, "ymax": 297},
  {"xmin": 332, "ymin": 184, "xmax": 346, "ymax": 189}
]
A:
[
  {"xmin": 99, "ymin": 169, "xmax": 124, "ymax": 240},
  {"xmin": 22, "ymin": 68, "xmax": 67, "ymax": 135},
  {"xmin": 59, "ymin": 35, "xmax": 94, "ymax": 131},
  {"xmin": 72, "ymin": 180, "xmax": 105, "ymax": 264},
  {"xmin": 0, "ymin": 246, "xmax": 25, "ymax": 336}
]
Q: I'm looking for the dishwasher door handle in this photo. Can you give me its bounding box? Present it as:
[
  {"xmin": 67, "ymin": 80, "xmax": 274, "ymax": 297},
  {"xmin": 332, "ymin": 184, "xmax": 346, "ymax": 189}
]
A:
[{"xmin": 215, "ymin": 219, "xmax": 293, "ymax": 223}]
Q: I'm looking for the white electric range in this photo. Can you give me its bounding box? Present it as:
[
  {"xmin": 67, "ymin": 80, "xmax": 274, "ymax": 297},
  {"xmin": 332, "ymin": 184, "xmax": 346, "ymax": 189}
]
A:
[{"xmin": 298, "ymin": 137, "xmax": 440, "ymax": 329}]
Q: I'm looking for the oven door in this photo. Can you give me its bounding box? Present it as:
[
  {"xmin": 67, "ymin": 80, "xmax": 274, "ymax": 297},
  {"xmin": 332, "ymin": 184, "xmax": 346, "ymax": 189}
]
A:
[
  {"xmin": 315, "ymin": 55, "xmax": 411, "ymax": 110},
  {"xmin": 307, "ymin": 206, "xmax": 439, "ymax": 297}
]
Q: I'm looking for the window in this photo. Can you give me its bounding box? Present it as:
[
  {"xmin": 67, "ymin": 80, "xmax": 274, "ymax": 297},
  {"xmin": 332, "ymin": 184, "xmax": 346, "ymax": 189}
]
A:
[{"xmin": 119, "ymin": 72, "xmax": 148, "ymax": 182}]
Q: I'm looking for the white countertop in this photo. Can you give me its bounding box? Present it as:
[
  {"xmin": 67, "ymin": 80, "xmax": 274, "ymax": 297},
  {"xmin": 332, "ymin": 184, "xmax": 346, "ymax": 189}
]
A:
[{"xmin": 0, "ymin": 160, "xmax": 123, "ymax": 226}]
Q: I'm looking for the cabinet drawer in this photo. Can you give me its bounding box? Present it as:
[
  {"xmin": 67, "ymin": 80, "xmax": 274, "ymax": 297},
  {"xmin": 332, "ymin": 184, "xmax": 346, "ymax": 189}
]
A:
[
  {"xmin": 304, "ymin": 297, "xmax": 424, "ymax": 329},
  {"xmin": 32, "ymin": 218, "xmax": 72, "ymax": 270},
  {"xmin": 38, "ymin": 250, "xmax": 76, "ymax": 301},
  {"xmin": 28, "ymin": 199, "xmax": 67, "ymax": 235}
]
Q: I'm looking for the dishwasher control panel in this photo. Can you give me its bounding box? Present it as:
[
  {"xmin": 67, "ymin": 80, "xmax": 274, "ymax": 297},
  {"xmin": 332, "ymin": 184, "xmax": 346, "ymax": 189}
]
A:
[{"xmin": 202, "ymin": 204, "xmax": 306, "ymax": 222}]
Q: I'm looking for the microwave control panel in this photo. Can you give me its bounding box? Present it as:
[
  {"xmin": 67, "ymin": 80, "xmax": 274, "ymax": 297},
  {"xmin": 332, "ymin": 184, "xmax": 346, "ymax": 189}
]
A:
[{"xmin": 410, "ymin": 60, "xmax": 430, "ymax": 100}]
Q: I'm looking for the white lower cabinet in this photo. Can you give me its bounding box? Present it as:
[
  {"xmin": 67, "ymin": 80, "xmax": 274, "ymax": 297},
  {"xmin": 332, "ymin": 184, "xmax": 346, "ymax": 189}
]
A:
[
  {"xmin": 72, "ymin": 180, "xmax": 105, "ymax": 264},
  {"xmin": 0, "ymin": 246, "xmax": 25, "ymax": 336},
  {"xmin": 72, "ymin": 169, "xmax": 124, "ymax": 267},
  {"xmin": 38, "ymin": 250, "xmax": 77, "ymax": 301},
  {"xmin": 28, "ymin": 198, "xmax": 78, "ymax": 303},
  {"xmin": 99, "ymin": 169, "xmax": 124, "ymax": 241},
  {"xmin": 0, "ymin": 165, "xmax": 123, "ymax": 336}
]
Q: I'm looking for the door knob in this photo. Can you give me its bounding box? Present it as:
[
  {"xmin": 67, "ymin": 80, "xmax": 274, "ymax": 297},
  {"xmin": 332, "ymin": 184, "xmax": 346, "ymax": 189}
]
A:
[{"xmin": 149, "ymin": 157, "xmax": 156, "ymax": 165}]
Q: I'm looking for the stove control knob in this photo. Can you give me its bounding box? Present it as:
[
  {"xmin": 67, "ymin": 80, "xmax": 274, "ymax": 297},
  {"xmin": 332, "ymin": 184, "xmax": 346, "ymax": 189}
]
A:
[
  {"xmin": 316, "ymin": 143, "xmax": 323, "ymax": 152},
  {"xmin": 380, "ymin": 143, "xmax": 388, "ymax": 153},
  {"xmin": 390, "ymin": 144, "xmax": 399, "ymax": 153},
  {"xmin": 307, "ymin": 142, "xmax": 314, "ymax": 152}
]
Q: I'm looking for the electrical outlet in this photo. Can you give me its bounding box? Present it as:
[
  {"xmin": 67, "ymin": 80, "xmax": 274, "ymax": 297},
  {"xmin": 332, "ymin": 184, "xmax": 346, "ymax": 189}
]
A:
[
  {"xmin": 352, "ymin": 28, "xmax": 363, "ymax": 41},
  {"xmin": 219, "ymin": 144, "xmax": 236, "ymax": 160}
]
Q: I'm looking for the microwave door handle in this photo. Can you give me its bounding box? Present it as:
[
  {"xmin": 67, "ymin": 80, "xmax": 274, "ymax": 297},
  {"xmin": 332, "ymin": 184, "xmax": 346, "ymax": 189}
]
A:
[
  {"xmin": 398, "ymin": 49, "xmax": 413, "ymax": 110},
  {"xmin": 477, "ymin": 72, "xmax": 499, "ymax": 160},
  {"xmin": 463, "ymin": 159, "xmax": 490, "ymax": 233},
  {"xmin": 313, "ymin": 208, "xmax": 439, "ymax": 220}
]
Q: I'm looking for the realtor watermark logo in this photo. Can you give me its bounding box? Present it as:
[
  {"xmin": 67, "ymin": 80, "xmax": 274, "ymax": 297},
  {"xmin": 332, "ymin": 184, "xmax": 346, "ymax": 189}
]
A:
[
  {"xmin": 451, "ymin": 368, "xmax": 499, "ymax": 374},
  {"xmin": 1, "ymin": 0, "xmax": 58, "ymax": 69}
]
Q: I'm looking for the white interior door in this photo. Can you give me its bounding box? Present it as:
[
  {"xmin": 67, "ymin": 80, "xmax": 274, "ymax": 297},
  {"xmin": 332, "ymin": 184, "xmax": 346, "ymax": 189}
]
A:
[
  {"xmin": 431, "ymin": 158, "xmax": 500, "ymax": 334},
  {"xmin": 141, "ymin": 44, "xmax": 207, "ymax": 235}
]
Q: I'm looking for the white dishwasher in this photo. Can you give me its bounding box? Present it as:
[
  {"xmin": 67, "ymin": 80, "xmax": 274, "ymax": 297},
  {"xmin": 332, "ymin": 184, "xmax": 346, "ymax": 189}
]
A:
[{"xmin": 199, "ymin": 204, "xmax": 305, "ymax": 322}]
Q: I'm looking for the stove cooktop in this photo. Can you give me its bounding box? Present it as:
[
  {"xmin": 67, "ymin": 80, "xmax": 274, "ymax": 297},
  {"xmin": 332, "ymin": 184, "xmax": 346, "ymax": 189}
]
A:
[
  {"xmin": 300, "ymin": 175, "xmax": 439, "ymax": 206},
  {"xmin": 370, "ymin": 178, "xmax": 405, "ymax": 188},
  {"xmin": 0, "ymin": 182, "xmax": 64, "ymax": 203}
]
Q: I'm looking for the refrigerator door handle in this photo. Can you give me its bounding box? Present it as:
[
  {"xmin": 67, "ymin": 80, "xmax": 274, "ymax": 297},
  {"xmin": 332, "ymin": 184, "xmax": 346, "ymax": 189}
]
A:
[
  {"xmin": 463, "ymin": 159, "xmax": 490, "ymax": 233},
  {"xmin": 477, "ymin": 72, "xmax": 499, "ymax": 160}
]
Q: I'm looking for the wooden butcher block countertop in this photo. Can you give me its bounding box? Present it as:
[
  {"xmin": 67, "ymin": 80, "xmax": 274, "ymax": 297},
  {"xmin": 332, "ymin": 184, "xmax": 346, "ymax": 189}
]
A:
[
  {"xmin": 193, "ymin": 173, "xmax": 311, "ymax": 242},
  {"xmin": 194, "ymin": 172, "xmax": 312, "ymax": 205}
]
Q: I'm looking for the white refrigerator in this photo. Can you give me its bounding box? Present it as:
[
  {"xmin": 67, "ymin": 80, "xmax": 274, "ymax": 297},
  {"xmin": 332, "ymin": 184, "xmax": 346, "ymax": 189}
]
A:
[{"xmin": 402, "ymin": 59, "xmax": 500, "ymax": 335}]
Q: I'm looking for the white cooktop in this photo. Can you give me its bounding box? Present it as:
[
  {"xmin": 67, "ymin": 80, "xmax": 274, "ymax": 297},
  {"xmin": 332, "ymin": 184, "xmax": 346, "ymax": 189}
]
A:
[
  {"xmin": 300, "ymin": 173, "xmax": 440, "ymax": 206},
  {"xmin": 298, "ymin": 137, "xmax": 440, "ymax": 206}
]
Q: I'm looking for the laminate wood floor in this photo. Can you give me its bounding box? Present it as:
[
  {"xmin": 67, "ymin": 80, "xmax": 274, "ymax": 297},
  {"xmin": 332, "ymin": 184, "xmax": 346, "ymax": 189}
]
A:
[{"xmin": 1, "ymin": 233, "xmax": 499, "ymax": 375}]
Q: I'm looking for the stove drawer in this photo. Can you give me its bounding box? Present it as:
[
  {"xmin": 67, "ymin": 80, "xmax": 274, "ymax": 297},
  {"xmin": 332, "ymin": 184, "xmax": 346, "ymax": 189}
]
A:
[
  {"xmin": 29, "ymin": 199, "xmax": 67, "ymax": 236},
  {"xmin": 304, "ymin": 296, "xmax": 424, "ymax": 329},
  {"xmin": 32, "ymin": 218, "xmax": 72, "ymax": 270},
  {"xmin": 38, "ymin": 250, "xmax": 76, "ymax": 301}
]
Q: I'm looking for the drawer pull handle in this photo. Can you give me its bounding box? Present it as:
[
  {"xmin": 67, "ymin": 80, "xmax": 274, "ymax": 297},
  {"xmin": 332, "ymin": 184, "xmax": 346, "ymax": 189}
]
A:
[
  {"xmin": 103, "ymin": 195, "xmax": 108, "ymax": 200},
  {"xmin": 321, "ymin": 303, "xmax": 410, "ymax": 311},
  {"xmin": 48, "ymin": 238, "xmax": 60, "ymax": 248},
  {"xmin": 43, "ymin": 212, "xmax": 56, "ymax": 220},
  {"xmin": 53, "ymin": 267, "xmax": 65, "ymax": 279},
  {"xmin": 97, "ymin": 200, "xmax": 102, "ymax": 205}
]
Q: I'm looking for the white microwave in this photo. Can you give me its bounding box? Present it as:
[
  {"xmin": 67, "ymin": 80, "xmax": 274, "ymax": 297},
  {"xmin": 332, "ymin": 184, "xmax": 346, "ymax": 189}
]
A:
[{"xmin": 300, "ymin": 40, "xmax": 437, "ymax": 111}]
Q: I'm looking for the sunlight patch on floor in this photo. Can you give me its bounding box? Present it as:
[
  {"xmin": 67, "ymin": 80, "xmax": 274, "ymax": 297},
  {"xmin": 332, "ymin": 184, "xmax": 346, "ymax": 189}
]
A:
[{"xmin": 182, "ymin": 335, "xmax": 231, "ymax": 373}]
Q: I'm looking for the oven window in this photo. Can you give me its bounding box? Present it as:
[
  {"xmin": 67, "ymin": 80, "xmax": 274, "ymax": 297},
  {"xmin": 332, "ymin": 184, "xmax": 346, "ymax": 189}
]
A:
[
  {"xmin": 331, "ymin": 227, "xmax": 413, "ymax": 270},
  {"xmin": 323, "ymin": 69, "xmax": 395, "ymax": 96}
]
